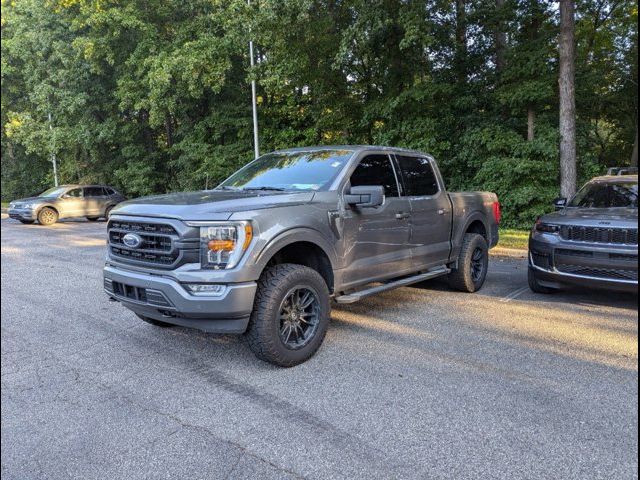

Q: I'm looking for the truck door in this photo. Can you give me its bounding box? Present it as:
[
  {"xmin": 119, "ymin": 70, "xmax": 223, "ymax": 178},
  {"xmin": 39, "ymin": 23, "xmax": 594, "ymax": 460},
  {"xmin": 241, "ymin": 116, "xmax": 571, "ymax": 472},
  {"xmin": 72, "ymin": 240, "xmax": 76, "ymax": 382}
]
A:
[
  {"xmin": 340, "ymin": 153, "xmax": 412, "ymax": 288},
  {"xmin": 394, "ymin": 155, "xmax": 452, "ymax": 269}
]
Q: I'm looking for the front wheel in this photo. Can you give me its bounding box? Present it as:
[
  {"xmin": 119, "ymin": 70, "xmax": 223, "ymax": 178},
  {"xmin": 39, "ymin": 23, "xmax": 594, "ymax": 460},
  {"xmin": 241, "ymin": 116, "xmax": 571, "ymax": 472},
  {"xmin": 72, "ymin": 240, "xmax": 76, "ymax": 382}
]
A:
[
  {"xmin": 86, "ymin": 216, "xmax": 100, "ymax": 222},
  {"xmin": 37, "ymin": 207, "xmax": 58, "ymax": 226},
  {"xmin": 246, "ymin": 264, "xmax": 331, "ymax": 367},
  {"xmin": 448, "ymin": 233, "xmax": 489, "ymax": 293}
]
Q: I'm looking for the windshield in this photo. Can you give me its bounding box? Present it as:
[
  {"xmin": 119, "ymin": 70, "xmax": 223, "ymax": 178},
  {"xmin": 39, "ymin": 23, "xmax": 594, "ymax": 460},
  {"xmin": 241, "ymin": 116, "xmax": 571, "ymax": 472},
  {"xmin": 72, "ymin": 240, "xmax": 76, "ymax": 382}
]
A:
[
  {"xmin": 39, "ymin": 187, "xmax": 68, "ymax": 198},
  {"xmin": 569, "ymin": 181, "xmax": 638, "ymax": 208},
  {"xmin": 218, "ymin": 150, "xmax": 354, "ymax": 191}
]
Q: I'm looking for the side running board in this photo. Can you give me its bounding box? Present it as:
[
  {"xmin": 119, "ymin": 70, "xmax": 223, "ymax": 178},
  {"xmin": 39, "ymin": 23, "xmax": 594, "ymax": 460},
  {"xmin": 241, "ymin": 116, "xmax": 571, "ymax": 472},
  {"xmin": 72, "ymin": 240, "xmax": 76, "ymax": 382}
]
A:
[{"xmin": 334, "ymin": 267, "xmax": 451, "ymax": 304}]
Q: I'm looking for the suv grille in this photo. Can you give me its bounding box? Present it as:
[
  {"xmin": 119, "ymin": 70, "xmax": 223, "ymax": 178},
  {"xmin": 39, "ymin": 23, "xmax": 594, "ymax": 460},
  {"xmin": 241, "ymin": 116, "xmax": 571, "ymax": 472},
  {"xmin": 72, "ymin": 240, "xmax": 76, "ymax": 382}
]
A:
[
  {"xmin": 560, "ymin": 226, "xmax": 638, "ymax": 245},
  {"xmin": 108, "ymin": 220, "xmax": 181, "ymax": 267},
  {"xmin": 555, "ymin": 264, "xmax": 638, "ymax": 281}
]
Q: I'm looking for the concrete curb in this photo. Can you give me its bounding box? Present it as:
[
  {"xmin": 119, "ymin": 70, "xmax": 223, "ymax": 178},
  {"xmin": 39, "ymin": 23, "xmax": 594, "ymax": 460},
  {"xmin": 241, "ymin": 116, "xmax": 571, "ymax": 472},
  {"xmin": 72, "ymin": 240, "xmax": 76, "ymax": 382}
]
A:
[{"xmin": 490, "ymin": 247, "xmax": 527, "ymax": 259}]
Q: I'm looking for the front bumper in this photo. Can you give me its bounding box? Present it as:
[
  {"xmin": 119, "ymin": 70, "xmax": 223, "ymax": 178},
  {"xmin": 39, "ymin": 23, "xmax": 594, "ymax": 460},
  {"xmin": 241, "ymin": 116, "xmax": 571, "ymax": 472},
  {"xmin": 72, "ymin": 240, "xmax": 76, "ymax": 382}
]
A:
[
  {"xmin": 529, "ymin": 234, "xmax": 638, "ymax": 293},
  {"xmin": 103, "ymin": 264, "xmax": 257, "ymax": 333},
  {"xmin": 8, "ymin": 208, "xmax": 36, "ymax": 220}
]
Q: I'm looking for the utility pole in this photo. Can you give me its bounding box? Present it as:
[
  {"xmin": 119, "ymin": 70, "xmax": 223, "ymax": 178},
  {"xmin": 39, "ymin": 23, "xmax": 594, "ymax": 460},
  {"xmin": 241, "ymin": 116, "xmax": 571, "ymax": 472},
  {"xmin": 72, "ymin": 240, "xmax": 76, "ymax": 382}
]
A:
[
  {"xmin": 559, "ymin": 0, "xmax": 577, "ymax": 198},
  {"xmin": 248, "ymin": 0, "xmax": 260, "ymax": 159},
  {"xmin": 48, "ymin": 112, "xmax": 59, "ymax": 187}
]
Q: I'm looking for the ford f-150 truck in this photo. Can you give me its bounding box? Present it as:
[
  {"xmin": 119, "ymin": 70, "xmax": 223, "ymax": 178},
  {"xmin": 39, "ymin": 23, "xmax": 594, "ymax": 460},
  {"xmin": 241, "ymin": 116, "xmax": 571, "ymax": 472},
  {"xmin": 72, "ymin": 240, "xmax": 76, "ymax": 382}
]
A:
[{"xmin": 104, "ymin": 146, "xmax": 500, "ymax": 366}]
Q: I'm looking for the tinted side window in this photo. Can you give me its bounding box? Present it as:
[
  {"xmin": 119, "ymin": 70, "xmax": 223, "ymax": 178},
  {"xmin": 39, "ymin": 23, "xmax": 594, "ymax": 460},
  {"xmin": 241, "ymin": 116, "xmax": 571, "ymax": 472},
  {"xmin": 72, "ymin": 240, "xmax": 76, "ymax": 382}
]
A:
[
  {"xmin": 396, "ymin": 156, "xmax": 439, "ymax": 196},
  {"xmin": 104, "ymin": 187, "xmax": 116, "ymax": 195},
  {"xmin": 350, "ymin": 155, "xmax": 399, "ymax": 197},
  {"xmin": 84, "ymin": 187, "xmax": 104, "ymax": 197},
  {"xmin": 65, "ymin": 188, "xmax": 83, "ymax": 198}
]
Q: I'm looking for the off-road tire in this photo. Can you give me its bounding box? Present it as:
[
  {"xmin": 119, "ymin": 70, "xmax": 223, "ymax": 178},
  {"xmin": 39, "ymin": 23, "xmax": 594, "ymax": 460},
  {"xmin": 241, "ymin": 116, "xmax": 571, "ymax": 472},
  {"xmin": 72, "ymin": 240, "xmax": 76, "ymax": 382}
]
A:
[
  {"xmin": 136, "ymin": 313, "xmax": 175, "ymax": 328},
  {"xmin": 448, "ymin": 233, "xmax": 489, "ymax": 293},
  {"xmin": 37, "ymin": 207, "xmax": 58, "ymax": 226},
  {"xmin": 86, "ymin": 216, "xmax": 100, "ymax": 221},
  {"xmin": 18, "ymin": 219, "xmax": 35, "ymax": 224},
  {"xmin": 528, "ymin": 267, "xmax": 557, "ymax": 294},
  {"xmin": 246, "ymin": 263, "xmax": 331, "ymax": 367}
]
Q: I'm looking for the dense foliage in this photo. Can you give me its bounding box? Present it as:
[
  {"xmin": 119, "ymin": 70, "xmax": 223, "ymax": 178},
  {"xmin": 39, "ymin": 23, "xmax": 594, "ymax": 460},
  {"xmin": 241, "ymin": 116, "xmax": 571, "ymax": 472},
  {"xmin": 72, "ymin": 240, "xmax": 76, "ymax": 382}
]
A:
[{"xmin": 1, "ymin": 0, "xmax": 637, "ymax": 227}]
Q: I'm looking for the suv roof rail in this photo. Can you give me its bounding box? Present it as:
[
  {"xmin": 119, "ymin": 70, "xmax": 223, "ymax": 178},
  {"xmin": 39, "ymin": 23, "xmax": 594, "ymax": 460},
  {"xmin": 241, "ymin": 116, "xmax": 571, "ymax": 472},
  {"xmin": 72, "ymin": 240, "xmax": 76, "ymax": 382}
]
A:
[{"xmin": 606, "ymin": 167, "xmax": 638, "ymax": 176}]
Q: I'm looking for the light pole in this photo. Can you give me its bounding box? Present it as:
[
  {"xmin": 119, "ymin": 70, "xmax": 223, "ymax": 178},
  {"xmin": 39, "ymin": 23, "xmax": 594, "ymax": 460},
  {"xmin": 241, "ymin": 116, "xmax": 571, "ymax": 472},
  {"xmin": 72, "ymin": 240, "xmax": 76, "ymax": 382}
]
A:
[
  {"xmin": 248, "ymin": 0, "xmax": 259, "ymax": 159},
  {"xmin": 48, "ymin": 112, "xmax": 59, "ymax": 187}
]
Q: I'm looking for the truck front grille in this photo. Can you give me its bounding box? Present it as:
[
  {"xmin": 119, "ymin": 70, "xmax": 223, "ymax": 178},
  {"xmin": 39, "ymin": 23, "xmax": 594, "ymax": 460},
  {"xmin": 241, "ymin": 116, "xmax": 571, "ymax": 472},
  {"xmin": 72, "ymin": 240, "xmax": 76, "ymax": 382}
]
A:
[
  {"xmin": 560, "ymin": 226, "xmax": 638, "ymax": 245},
  {"xmin": 108, "ymin": 219, "xmax": 182, "ymax": 267}
]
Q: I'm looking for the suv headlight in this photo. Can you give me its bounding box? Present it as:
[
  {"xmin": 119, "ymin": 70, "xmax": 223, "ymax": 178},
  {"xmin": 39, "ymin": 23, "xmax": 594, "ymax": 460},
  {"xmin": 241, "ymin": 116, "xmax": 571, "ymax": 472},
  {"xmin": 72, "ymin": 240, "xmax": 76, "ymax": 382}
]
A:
[
  {"xmin": 534, "ymin": 220, "xmax": 560, "ymax": 233},
  {"xmin": 187, "ymin": 221, "xmax": 253, "ymax": 270}
]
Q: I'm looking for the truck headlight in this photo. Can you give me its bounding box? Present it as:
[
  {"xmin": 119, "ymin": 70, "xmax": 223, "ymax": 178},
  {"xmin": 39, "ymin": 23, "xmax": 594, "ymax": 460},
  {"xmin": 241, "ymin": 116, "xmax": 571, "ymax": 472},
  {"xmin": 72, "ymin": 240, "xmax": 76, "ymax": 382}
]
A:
[{"xmin": 189, "ymin": 222, "xmax": 253, "ymax": 270}]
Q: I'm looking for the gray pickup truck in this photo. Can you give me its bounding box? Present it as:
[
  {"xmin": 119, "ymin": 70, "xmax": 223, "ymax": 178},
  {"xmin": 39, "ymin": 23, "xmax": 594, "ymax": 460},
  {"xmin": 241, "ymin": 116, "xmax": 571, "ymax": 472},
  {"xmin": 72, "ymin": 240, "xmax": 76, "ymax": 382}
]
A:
[{"xmin": 104, "ymin": 146, "xmax": 500, "ymax": 366}]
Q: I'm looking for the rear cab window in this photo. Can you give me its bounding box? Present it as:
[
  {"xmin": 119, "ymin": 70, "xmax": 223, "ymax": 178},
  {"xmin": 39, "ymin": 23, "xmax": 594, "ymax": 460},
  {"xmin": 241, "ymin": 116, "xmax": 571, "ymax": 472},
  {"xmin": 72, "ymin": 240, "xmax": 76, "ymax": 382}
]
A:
[{"xmin": 395, "ymin": 155, "xmax": 440, "ymax": 197}]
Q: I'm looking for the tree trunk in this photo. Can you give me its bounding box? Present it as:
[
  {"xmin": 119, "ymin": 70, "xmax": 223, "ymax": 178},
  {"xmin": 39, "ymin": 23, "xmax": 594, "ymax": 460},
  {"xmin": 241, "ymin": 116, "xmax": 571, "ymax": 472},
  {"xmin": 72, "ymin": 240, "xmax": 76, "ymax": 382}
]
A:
[
  {"xmin": 494, "ymin": 0, "xmax": 507, "ymax": 73},
  {"xmin": 527, "ymin": 106, "xmax": 536, "ymax": 141},
  {"xmin": 559, "ymin": 0, "xmax": 577, "ymax": 198},
  {"xmin": 631, "ymin": 127, "xmax": 638, "ymax": 167}
]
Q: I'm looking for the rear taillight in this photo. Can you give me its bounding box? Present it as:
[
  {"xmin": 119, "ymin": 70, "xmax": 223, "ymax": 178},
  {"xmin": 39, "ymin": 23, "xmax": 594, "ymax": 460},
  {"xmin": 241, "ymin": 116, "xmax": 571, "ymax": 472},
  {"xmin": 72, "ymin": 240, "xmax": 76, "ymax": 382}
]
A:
[{"xmin": 492, "ymin": 201, "xmax": 501, "ymax": 225}]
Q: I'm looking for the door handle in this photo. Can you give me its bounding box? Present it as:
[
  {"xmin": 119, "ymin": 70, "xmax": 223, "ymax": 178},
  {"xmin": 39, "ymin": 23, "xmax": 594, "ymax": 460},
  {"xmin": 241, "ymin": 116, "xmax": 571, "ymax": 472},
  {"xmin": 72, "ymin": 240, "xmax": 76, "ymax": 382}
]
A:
[{"xmin": 395, "ymin": 212, "xmax": 410, "ymax": 220}]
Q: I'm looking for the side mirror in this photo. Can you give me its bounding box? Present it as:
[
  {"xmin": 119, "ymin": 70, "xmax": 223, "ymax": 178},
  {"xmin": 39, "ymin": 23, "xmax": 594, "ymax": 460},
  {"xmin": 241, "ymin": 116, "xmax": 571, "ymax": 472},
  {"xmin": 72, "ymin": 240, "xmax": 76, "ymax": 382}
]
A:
[
  {"xmin": 345, "ymin": 185, "xmax": 384, "ymax": 208},
  {"xmin": 553, "ymin": 197, "xmax": 567, "ymax": 210}
]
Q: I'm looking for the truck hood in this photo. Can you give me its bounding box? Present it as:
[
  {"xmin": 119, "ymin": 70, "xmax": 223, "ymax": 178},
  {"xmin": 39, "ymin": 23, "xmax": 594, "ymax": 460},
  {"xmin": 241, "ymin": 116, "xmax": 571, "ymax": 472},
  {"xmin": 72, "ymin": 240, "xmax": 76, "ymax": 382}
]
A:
[
  {"xmin": 541, "ymin": 207, "xmax": 638, "ymax": 228},
  {"xmin": 111, "ymin": 190, "xmax": 316, "ymax": 221}
]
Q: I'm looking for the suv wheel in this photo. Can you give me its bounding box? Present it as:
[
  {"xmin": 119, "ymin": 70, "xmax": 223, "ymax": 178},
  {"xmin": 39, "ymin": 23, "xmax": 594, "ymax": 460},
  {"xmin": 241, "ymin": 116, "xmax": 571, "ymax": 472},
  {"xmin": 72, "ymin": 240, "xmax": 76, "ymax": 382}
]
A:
[
  {"xmin": 37, "ymin": 207, "xmax": 58, "ymax": 226},
  {"xmin": 104, "ymin": 206, "xmax": 114, "ymax": 220},
  {"xmin": 528, "ymin": 268, "xmax": 557, "ymax": 294},
  {"xmin": 136, "ymin": 313, "xmax": 175, "ymax": 328},
  {"xmin": 246, "ymin": 264, "xmax": 330, "ymax": 367},
  {"xmin": 19, "ymin": 219, "xmax": 35, "ymax": 224},
  {"xmin": 448, "ymin": 233, "xmax": 489, "ymax": 293},
  {"xmin": 86, "ymin": 216, "xmax": 100, "ymax": 221}
]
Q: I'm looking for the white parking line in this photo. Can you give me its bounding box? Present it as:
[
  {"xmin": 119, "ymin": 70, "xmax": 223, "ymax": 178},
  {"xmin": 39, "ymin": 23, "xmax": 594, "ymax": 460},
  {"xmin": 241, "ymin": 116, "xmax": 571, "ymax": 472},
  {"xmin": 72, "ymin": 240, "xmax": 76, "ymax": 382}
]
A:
[{"xmin": 500, "ymin": 286, "xmax": 529, "ymax": 303}]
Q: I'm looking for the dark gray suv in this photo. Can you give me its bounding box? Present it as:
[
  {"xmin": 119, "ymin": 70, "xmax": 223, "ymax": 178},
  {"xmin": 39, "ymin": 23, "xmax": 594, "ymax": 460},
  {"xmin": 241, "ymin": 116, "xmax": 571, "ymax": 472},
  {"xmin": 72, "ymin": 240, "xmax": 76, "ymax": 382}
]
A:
[
  {"xmin": 528, "ymin": 173, "xmax": 638, "ymax": 293},
  {"xmin": 8, "ymin": 184, "xmax": 125, "ymax": 226}
]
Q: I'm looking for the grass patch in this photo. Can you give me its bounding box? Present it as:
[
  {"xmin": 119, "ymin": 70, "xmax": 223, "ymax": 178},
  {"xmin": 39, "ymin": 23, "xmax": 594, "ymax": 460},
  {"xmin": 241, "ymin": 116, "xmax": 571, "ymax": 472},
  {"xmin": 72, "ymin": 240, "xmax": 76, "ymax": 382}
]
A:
[
  {"xmin": 1, "ymin": 202, "xmax": 9, "ymax": 209},
  {"xmin": 498, "ymin": 229, "xmax": 529, "ymax": 250}
]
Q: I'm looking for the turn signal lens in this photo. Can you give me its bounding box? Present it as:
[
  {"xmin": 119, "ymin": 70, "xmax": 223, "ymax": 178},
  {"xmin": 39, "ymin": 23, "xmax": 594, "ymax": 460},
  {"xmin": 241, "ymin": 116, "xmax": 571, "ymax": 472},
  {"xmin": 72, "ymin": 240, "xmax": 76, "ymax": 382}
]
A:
[
  {"xmin": 208, "ymin": 239, "xmax": 236, "ymax": 251},
  {"xmin": 243, "ymin": 224, "xmax": 253, "ymax": 250}
]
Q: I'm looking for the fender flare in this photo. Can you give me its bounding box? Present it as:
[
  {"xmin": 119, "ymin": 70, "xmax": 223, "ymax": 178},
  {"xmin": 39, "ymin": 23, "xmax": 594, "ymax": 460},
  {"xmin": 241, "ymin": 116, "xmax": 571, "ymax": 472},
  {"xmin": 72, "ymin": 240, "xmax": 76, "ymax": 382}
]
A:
[{"xmin": 255, "ymin": 227, "xmax": 338, "ymax": 272}]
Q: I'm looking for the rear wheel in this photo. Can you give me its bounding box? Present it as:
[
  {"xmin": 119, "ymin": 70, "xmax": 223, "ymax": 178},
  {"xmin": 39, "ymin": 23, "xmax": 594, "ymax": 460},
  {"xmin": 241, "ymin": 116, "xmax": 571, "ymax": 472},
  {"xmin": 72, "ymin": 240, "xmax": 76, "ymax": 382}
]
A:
[
  {"xmin": 18, "ymin": 219, "xmax": 35, "ymax": 224},
  {"xmin": 448, "ymin": 233, "xmax": 489, "ymax": 293},
  {"xmin": 135, "ymin": 313, "xmax": 175, "ymax": 328},
  {"xmin": 246, "ymin": 264, "xmax": 330, "ymax": 367},
  {"xmin": 528, "ymin": 268, "xmax": 558, "ymax": 294},
  {"xmin": 37, "ymin": 207, "xmax": 58, "ymax": 226}
]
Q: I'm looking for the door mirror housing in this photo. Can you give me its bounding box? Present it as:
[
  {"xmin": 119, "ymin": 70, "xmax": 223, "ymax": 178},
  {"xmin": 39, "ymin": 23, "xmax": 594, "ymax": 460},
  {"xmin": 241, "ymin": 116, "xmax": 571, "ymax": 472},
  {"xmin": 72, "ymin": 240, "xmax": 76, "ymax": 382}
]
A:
[
  {"xmin": 345, "ymin": 185, "xmax": 384, "ymax": 208},
  {"xmin": 553, "ymin": 197, "xmax": 567, "ymax": 210}
]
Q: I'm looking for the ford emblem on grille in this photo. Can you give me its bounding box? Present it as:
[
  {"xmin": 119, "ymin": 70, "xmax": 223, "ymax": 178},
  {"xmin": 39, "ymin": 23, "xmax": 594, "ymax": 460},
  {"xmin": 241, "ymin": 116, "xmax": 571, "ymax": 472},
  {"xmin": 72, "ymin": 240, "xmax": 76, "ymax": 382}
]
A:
[{"xmin": 122, "ymin": 233, "xmax": 143, "ymax": 249}]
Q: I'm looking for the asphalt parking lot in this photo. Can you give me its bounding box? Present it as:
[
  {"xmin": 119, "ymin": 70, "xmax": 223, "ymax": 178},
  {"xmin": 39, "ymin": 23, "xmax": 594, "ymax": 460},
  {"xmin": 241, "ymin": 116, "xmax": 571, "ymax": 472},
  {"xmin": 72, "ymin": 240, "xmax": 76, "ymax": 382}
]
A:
[{"xmin": 1, "ymin": 216, "xmax": 637, "ymax": 480}]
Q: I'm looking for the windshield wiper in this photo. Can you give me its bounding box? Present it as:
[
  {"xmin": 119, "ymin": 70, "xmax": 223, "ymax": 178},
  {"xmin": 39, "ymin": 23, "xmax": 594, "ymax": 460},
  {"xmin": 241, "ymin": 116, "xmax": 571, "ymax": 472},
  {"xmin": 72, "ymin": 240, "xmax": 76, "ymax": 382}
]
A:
[
  {"xmin": 216, "ymin": 186, "xmax": 240, "ymax": 191},
  {"xmin": 242, "ymin": 186, "xmax": 287, "ymax": 192}
]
